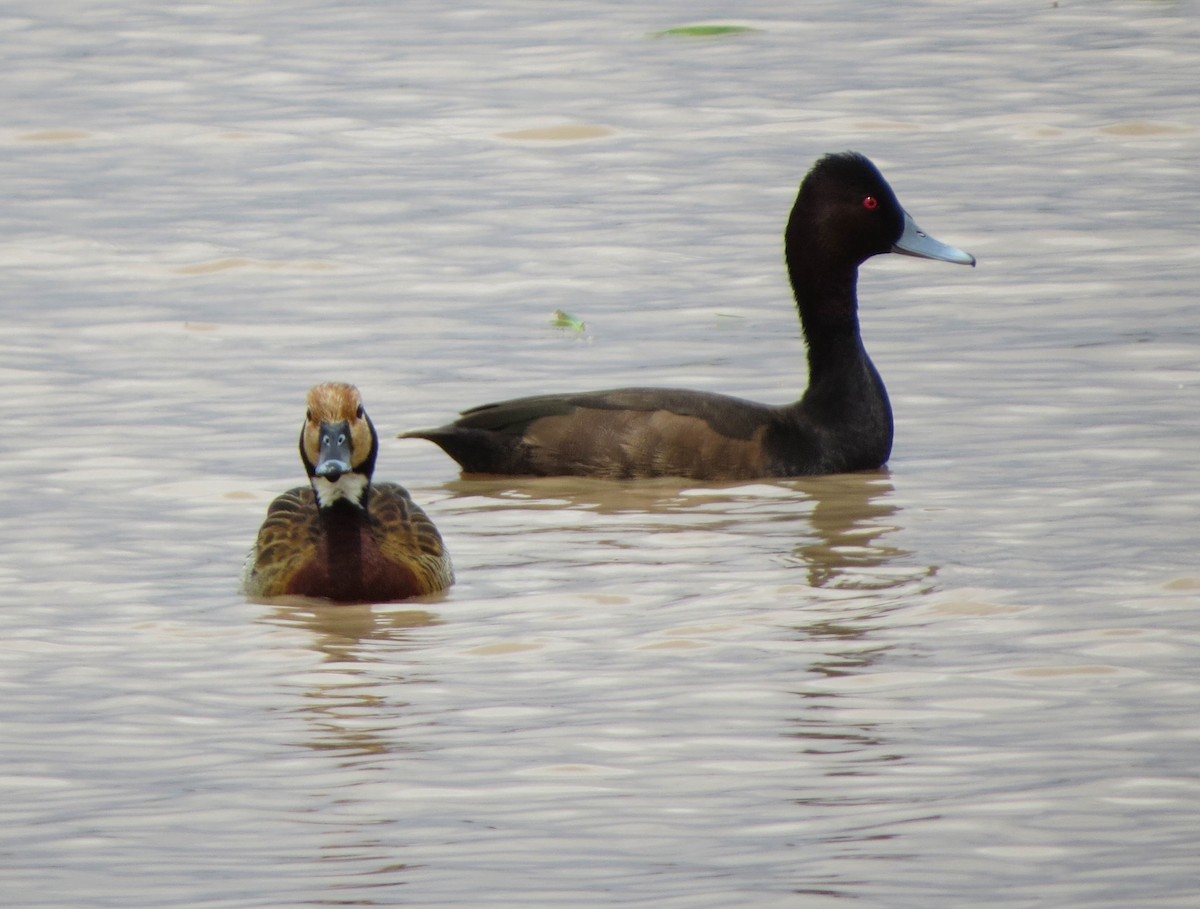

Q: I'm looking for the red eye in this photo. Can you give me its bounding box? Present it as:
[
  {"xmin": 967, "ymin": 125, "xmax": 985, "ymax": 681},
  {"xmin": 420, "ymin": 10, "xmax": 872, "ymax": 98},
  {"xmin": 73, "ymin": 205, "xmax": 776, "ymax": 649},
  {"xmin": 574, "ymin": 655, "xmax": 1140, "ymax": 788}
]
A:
[{"xmin": 863, "ymin": 196, "xmax": 879, "ymax": 211}]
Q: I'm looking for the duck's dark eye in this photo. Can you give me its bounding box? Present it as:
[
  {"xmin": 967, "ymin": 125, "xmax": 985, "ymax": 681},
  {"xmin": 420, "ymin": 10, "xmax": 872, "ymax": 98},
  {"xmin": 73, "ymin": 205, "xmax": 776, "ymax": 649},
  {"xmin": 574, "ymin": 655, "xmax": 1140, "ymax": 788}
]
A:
[
  {"xmin": 863, "ymin": 196, "xmax": 879, "ymax": 211},
  {"xmin": 356, "ymin": 405, "xmax": 364, "ymax": 419},
  {"xmin": 306, "ymin": 408, "xmax": 313, "ymax": 421}
]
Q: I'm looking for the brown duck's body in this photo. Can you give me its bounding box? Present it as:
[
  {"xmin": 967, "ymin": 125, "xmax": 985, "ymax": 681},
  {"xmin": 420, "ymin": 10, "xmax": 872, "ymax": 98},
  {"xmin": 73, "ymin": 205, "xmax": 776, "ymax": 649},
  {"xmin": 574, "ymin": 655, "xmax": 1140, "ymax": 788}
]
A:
[
  {"xmin": 405, "ymin": 152, "xmax": 972, "ymax": 481},
  {"xmin": 243, "ymin": 383, "xmax": 453, "ymax": 604},
  {"xmin": 412, "ymin": 367, "xmax": 889, "ymax": 480},
  {"xmin": 243, "ymin": 483, "xmax": 453, "ymax": 602}
]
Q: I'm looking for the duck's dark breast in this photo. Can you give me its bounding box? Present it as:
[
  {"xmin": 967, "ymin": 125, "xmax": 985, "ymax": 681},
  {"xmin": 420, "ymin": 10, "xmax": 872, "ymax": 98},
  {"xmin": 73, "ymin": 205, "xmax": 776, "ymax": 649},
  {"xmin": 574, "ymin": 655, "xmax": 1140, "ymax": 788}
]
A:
[{"xmin": 284, "ymin": 534, "xmax": 426, "ymax": 603}]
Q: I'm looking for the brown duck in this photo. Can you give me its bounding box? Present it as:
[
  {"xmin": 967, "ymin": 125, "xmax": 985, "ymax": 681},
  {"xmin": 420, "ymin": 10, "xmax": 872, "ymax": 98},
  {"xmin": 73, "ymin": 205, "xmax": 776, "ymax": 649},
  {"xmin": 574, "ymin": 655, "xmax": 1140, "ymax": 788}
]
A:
[
  {"xmin": 243, "ymin": 383, "xmax": 453, "ymax": 603},
  {"xmin": 403, "ymin": 152, "xmax": 975, "ymax": 480}
]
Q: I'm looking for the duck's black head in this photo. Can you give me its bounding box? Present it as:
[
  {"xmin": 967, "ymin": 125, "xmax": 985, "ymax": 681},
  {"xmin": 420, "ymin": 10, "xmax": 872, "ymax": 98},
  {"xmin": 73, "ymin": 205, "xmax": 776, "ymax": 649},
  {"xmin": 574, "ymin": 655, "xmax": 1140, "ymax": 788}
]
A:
[
  {"xmin": 785, "ymin": 152, "xmax": 974, "ymax": 310},
  {"xmin": 298, "ymin": 382, "xmax": 379, "ymax": 511},
  {"xmin": 788, "ymin": 152, "xmax": 976, "ymax": 269},
  {"xmin": 786, "ymin": 152, "xmax": 909, "ymax": 271}
]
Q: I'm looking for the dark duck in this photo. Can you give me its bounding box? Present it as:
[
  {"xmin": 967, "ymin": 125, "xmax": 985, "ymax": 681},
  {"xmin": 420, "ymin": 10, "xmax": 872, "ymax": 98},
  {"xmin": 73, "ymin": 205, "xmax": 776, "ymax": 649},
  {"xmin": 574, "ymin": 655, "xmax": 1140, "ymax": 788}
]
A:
[
  {"xmin": 404, "ymin": 152, "xmax": 975, "ymax": 480},
  {"xmin": 244, "ymin": 383, "xmax": 453, "ymax": 603}
]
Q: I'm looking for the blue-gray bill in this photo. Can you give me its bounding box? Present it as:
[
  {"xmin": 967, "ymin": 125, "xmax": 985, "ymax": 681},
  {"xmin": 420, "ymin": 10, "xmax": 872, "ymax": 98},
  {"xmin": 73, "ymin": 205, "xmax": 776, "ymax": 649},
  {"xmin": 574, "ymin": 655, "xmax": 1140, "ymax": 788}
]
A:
[{"xmin": 892, "ymin": 210, "xmax": 976, "ymax": 266}]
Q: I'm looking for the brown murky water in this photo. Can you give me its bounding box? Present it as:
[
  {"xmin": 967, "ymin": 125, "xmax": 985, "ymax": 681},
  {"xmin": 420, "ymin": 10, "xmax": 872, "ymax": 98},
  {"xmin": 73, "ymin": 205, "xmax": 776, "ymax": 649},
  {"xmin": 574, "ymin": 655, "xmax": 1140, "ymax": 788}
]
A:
[{"xmin": 2, "ymin": 2, "xmax": 1197, "ymax": 907}]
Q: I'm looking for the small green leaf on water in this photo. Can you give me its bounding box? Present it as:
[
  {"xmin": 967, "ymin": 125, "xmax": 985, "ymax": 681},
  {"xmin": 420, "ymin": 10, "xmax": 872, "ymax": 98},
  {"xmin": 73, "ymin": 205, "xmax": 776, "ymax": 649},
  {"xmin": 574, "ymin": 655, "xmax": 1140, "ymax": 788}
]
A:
[
  {"xmin": 551, "ymin": 309, "xmax": 586, "ymax": 332},
  {"xmin": 653, "ymin": 25, "xmax": 760, "ymax": 39}
]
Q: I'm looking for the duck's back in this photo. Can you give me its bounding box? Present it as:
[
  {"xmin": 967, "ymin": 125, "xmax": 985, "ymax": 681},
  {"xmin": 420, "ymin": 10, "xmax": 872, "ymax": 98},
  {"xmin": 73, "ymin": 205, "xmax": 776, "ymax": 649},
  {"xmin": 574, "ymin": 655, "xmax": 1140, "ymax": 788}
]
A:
[
  {"xmin": 367, "ymin": 483, "xmax": 455, "ymax": 594},
  {"xmin": 243, "ymin": 483, "xmax": 452, "ymax": 602},
  {"xmin": 407, "ymin": 387, "xmax": 806, "ymax": 480},
  {"xmin": 407, "ymin": 371, "xmax": 900, "ymax": 480}
]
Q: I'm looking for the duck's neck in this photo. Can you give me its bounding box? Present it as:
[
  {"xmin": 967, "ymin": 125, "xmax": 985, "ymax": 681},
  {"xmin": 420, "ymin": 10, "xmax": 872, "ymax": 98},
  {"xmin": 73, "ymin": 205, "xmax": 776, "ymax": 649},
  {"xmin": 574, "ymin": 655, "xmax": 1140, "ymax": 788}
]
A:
[
  {"xmin": 789, "ymin": 256, "xmax": 891, "ymax": 441},
  {"xmin": 789, "ymin": 256, "xmax": 866, "ymax": 375},
  {"xmin": 801, "ymin": 269, "xmax": 858, "ymax": 328}
]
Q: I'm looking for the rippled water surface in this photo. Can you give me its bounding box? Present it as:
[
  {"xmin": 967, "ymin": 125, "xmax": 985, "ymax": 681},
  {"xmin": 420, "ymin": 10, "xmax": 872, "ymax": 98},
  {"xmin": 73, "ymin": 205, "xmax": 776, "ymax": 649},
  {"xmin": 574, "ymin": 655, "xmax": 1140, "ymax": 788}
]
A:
[{"xmin": 2, "ymin": 2, "xmax": 1198, "ymax": 907}]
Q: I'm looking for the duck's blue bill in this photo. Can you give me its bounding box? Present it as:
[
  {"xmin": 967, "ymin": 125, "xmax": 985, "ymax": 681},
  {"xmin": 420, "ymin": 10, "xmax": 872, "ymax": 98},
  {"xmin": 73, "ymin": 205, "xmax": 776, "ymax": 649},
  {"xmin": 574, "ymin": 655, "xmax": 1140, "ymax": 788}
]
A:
[{"xmin": 892, "ymin": 210, "xmax": 976, "ymax": 266}]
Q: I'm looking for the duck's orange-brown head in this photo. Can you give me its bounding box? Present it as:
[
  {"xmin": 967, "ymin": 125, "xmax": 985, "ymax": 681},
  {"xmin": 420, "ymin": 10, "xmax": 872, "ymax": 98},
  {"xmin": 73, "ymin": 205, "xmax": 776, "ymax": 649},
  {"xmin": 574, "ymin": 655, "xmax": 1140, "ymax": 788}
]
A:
[{"xmin": 299, "ymin": 383, "xmax": 379, "ymax": 510}]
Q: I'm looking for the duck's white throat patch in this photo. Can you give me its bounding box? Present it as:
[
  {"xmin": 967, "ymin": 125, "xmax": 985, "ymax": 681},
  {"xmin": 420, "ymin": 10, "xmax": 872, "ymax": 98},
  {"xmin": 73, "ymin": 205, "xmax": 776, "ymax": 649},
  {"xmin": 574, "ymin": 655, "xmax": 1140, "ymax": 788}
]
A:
[{"xmin": 311, "ymin": 471, "xmax": 369, "ymax": 509}]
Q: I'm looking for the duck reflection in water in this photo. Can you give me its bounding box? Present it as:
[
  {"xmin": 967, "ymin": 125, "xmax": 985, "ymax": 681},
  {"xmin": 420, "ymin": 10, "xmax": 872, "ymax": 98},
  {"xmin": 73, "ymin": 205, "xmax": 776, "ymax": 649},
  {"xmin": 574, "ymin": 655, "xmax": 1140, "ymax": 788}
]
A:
[
  {"xmin": 262, "ymin": 600, "xmax": 440, "ymax": 663},
  {"xmin": 789, "ymin": 472, "xmax": 935, "ymax": 592},
  {"xmin": 257, "ymin": 602, "xmax": 439, "ymax": 759},
  {"xmin": 431, "ymin": 470, "xmax": 933, "ymax": 593}
]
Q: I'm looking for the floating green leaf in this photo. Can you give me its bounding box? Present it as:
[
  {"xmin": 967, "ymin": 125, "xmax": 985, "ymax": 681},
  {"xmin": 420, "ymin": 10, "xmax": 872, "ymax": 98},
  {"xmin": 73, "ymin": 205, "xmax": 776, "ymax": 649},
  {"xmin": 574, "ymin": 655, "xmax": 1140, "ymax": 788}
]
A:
[
  {"xmin": 653, "ymin": 25, "xmax": 760, "ymax": 39},
  {"xmin": 550, "ymin": 309, "xmax": 587, "ymax": 333}
]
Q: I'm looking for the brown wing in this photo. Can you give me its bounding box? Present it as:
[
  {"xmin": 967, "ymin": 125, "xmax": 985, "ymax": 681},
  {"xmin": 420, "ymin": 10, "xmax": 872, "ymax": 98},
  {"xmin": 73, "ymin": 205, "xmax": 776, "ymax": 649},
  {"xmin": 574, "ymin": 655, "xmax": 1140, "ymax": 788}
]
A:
[
  {"xmin": 369, "ymin": 483, "xmax": 454, "ymax": 594},
  {"xmin": 522, "ymin": 406, "xmax": 772, "ymax": 479},
  {"xmin": 241, "ymin": 486, "xmax": 321, "ymax": 598},
  {"xmin": 405, "ymin": 388, "xmax": 780, "ymax": 479}
]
